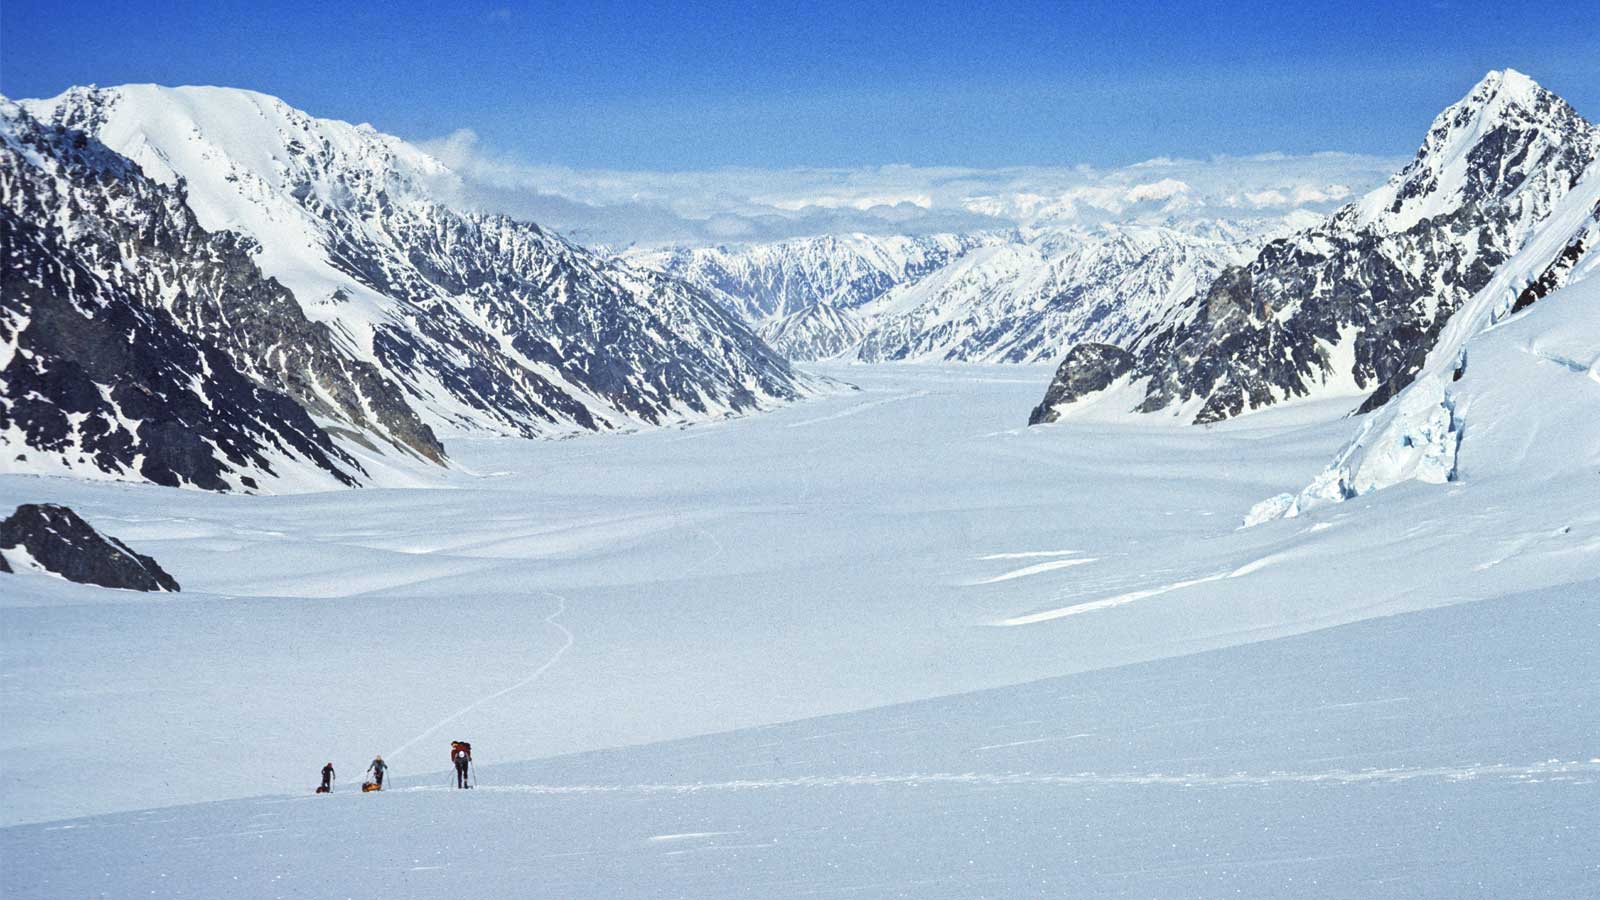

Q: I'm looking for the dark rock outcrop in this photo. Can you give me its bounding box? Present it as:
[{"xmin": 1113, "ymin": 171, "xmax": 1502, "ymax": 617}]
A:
[
  {"xmin": 0, "ymin": 504, "xmax": 179, "ymax": 591},
  {"xmin": 1029, "ymin": 344, "xmax": 1135, "ymax": 425}
]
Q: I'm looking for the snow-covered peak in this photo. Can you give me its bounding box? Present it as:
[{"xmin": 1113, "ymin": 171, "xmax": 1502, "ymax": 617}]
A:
[
  {"xmin": 25, "ymin": 84, "xmax": 454, "ymax": 198},
  {"xmin": 21, "ymin": 83, "xmax": 465, "ymax": 332},
  {"xmin": 1479, "ymin": 67, "xmax": 1541, "ymax": 105},
  {"xmin": 1343, "ymin": 68, "xmax": 1596, "ymax": 233},
  {"xmin": 13, "ymin": 82, "xmax": 813, "ymax": 453}
]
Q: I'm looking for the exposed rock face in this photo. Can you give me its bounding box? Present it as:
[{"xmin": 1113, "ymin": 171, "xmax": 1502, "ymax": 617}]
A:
[
  {"xmin": 23, "ymin": 85, "xmax": 810, "ymax": 439},
  {"xmin": 2, "ymin": 99, "xmax": 401, "ymax": 490},
  {"xmin": 1032, "ymin": 70, "xmax": 1600, "ymax": 426},
  {"xmin": 1248, "ymin": 155, "xmax": 1600, "ymax": 524},
  {"xmin": 0, "ymin": 504, "xmax": 179, "ymax": 591},
  {"xmin": 1028, "ymin": 344, "xmax": 1136, "ymax": 425}
]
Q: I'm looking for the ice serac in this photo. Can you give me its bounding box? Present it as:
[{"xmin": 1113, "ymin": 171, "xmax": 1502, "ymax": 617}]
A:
[
  {"xmin": 23, "ymin": 85, "xmax": 810, "ymax": 438},
  {"xmin": 1036, "ymin": 69, "xmax": 1600, "ymax": 425},
  {"xmin": 0, "ymin": 503, "xmax": 179, "ymax": 591},
  {"xmin": 2, "ymin": 99, "xmax": 408, "ymax": 491}
]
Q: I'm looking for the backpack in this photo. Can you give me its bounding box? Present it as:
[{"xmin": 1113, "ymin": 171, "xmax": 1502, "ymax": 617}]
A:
[{"xmin": 451, "ymin": 741, "xmax": 471, "ymax": 759}]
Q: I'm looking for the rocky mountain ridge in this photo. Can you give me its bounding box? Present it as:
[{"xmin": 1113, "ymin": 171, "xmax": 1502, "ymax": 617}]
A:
[
  {"xmin": 3, "ymin": 85, "xmax": 815, "ymax": 490},
  {"xmin": 1031, "ymin": 69, "xmax": 1600, "ymax": 426}
]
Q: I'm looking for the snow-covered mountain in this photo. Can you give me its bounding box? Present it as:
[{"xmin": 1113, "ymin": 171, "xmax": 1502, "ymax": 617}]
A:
[
  {"xmin": 3, "ymin": 85, "xmax": 815, "ymax": 491},
  {"xmin": 627, "ymin": 233, "xmax": 1000, "ymax": 323},
  {"xmin": 854, "ymin": 223, "xmax": 1258, "ymax": 363},
  {"xmin": 757, "ymin": 303, "xmax": 868, "ymax": 360},
  {"xmin": 17, "ymin": 85, "xmax": 810, "ymax": 447},
  {"xmin": 2, "ymin": 98, "xmax": 435, "ymax": 491},
  {"xmin": 631, "ymin": 222, "xmax": 1284, "ymax": 364},
  {"xmin": 1032, "ymin": 69, "xmax": 1600, "ymax": 425},
  {"xmin": 1249, "ymin": 151, "xmax": 1600, "ymax": 523}
]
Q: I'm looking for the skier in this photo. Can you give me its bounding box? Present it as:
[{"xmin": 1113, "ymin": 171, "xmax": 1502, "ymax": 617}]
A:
[
  {"xmin": 366, "ymin": 755, "xmax": 388, "ymax": 789},
  {"xmin": 319, "ymin": 762, "xmax": 335, "ymax": 793},
  {"xmin": 451, "ymin": 741, "xmax": 472, "ymax": 789}
]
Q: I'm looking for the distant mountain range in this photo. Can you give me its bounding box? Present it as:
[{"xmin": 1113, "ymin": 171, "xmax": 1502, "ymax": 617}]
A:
[
  {"xmin": 2, "ymin": 86, "xmax": 814, "ymax": 491},
  {"xmin": 629, "ymin": 221, "xmax": 1297, "ymax": 365}
]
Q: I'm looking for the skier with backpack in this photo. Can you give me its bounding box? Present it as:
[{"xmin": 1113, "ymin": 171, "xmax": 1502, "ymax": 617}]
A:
[
  {"xmin": 365, "ymin": 755, "xmax": 388, "ymax": 791},
  {"xmin": 318, "ymin": 762, "xmax": 335, "ymax": 793},
  {"xmin": 451, "ymin": 741, "xmax": 472, "ymax": 789}
]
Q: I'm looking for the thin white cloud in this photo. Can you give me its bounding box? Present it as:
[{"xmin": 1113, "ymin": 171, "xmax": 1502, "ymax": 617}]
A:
[{"xmin": 413, "ymin": 129, "xmax": 1405, "ymax": 248}]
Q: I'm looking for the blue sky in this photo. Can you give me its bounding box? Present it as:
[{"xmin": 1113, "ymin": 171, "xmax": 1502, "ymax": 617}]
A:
[{"xmin": 3, "ymin": 0, "xmax": 1596, "ymax": 170}]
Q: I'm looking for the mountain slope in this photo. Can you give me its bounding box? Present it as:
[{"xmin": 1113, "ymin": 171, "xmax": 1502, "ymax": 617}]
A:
[
  {"xmin": 633, "ymin": 223, "xmax": 1271, "ymax": 366},
  {"xmin": 23, "ymin": 85, "xmax": 811, "ymax": 440},
  {"xmin": 628, "ymin": 232, "xmax": 999, "ymax": 324},
  {"xmin": 1032, "ymin": 69, "xmax": 1600, "ymax": 425},
  {"xmin": 854, "ymin": 223, "xmax": 1253, "ymax": 363},
  {"xmin": 2, "ymin": 98, "xmax": 434, "ymax": 490},
  {"xmin": 758, "ymin": 303, "xmax": 867, "ymax": 360},
  {"xmin": 1249, "ymin": 158, "xmax": 1600, "ymax": 523}
]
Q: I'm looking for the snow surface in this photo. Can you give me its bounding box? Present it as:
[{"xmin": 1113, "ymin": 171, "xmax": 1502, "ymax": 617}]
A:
[
  {"xmin": 3, "ymin": 582, "xmax": 1595, "ymax": 897},
  {"xmin": 3, "ymin": 362, "xmax": 1598, "ymax": 896}
]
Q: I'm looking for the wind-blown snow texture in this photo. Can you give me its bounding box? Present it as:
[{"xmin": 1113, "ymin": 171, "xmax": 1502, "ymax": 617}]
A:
[
  {"xmin": 1033, "ymin": 69, "xmax": 1600, "ymax": 425},
  {"xmin": 5, "ymin": 85, "xmax": 812, "ymax": 491}
]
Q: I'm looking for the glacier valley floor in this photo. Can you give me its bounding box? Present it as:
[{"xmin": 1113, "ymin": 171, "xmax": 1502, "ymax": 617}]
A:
[{"xmin": 2, "ymin": 363, "xmax": 1596, "ymax": 897}]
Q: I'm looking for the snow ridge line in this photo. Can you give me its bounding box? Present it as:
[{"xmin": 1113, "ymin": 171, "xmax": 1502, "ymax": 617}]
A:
[
  {"xmin": 394, "ymin": 760, "xmax": 1600, "ymax": 795},
  {"xmin": 388, "ymin": 591, "xmax": 574, "ymax": 760}
]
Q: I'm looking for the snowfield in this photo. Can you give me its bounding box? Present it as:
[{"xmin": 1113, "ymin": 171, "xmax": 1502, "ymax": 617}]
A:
[{"xmin": 2, "ymin": 352, "xmax": 1598, "ymax": 896}]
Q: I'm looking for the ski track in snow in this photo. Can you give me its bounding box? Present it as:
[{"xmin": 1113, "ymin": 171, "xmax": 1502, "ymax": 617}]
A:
[
  {"xmin": 972, "ymin": 733, "xmax": 1096, "ymax": 751},
  {"xmin": 388, "ymin": 591, "xmax": 573, "ymax": 760},
  {"xmin": 970, "ymin": 557, "xmax": 1096, "ymax": 584},
  {"xmin": 783, "ymin": 390, "xmax": 929, "ymax": 428},
  {"xmin": 390, "ymin": 759, "xmax": 1600, "ymax": 796},
  {"xmin": 648, "ymin": 831, "xmax": 740, "ymax": 842},
  {"xmin": 976, "ymin": 549, "xmax": 1079, "ymax": 560},
  {"xmin": 994, "ymin": 553, "xmax": 1286, "ymax": 625}
]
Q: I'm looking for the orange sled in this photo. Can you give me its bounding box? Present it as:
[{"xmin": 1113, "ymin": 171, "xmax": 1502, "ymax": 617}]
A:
[{"xmin": 362, "ymin": 782, "xmax": 382, "ymax": 792}]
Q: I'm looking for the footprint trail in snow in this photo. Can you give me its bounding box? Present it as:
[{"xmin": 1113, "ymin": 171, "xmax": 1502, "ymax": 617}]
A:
[{"xmin": 388, "ymin": 591, "xmax": 574, "ymax": 760}]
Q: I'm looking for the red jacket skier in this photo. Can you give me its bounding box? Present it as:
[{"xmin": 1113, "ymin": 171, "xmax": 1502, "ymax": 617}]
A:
[{"xmin": 451, "ymin": 741, "xmax": 472, "ymax": 789}]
